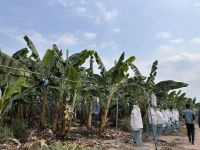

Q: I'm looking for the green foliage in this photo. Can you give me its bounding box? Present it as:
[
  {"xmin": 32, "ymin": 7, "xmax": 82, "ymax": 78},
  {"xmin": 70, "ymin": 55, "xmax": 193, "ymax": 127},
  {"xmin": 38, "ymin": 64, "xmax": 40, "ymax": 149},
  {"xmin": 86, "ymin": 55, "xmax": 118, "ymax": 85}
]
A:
[
  {"xmin": 119, "ymin": 117, "xmax": 131, "ymax": 132},
  {"xmin": 155, "ymin": 80, "xmax": 188, "ymax": 92},
  {"xmin": 3, "ymin": 77, "xmax": 27, "ymax": 100},
  {"xmin": 67, "ymin": 66, "xmax": 81, "ymax": 90},
  {"xmin": 24, "ymin": 35, "xmax": 41, "ymax": 62},
  {"xmin": 0, "ymin": 74, "xmax": 18, "ymax": 86},
  {"xmin": 41, "ymin": 143, "xmax": 99, "ymax": 150},
  {"xmin": 11, "ymin": 119, "xmax": 27, "ymax": 139},
  {"xmin": 0, "ymin": 125, "xmax": 14, "ymax": 140},
  {"xmin": 0, "ymin": 35, "xmax": 197, "ymax": 136},
  {"xmin": 146, "ymin": 60, "xmax": 158, "ymax": 92},
  {"xmin": 0, "ymin": 50, "xmax": 30, "ymax": 77},
  {"xmin": 110, "ymin": 52, "xmax": 135, "ymax": 84},
  {"xmin": 130, "ymin": 64, "xmax": 146, "ymax": 83},
  {"xmin": 12, "ymin": 48, "xmax": 29, "ymax": 59},
  {"xmin": 94, "ymin": 52, "xmax": 106, "ymax": 77},
  {"xmin": 0, "ymin": 77, "xmax": 27, "ymax": 119},
  {"xmin": 69, "ymin": 50, "xmax": 94, "ymax": 68},
  {"xmin": 42, "ymin": 49, "xmax": 55, "ymax": 68}
]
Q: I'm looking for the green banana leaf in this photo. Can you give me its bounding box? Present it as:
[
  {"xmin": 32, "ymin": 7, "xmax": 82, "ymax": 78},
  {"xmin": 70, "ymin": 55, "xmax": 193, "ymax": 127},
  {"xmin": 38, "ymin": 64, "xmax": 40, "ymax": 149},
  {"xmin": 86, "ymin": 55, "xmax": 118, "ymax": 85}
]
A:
[
  {"xmin": 0, "ymin": 50, "xmax": 30, "ymax": 77},
  {"xmin": 94, "ymin": 52, "xmax": 106, "ymax": 77},
  {"xmin": 24, "ymin": 35, "xmax": 41, "ymax": 62},
  {"xmin": 155, "ymin": 80, "xmax": 188, "ymax": 91},
  {"xmin": 0, "ymin": 77, "xmax": 27, "ymax": 119}
]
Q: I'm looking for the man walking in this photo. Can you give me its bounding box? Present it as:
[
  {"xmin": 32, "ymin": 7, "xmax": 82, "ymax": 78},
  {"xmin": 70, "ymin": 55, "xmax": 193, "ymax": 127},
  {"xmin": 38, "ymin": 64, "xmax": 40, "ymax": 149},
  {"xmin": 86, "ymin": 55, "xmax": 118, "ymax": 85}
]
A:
[{"xmin": 182, "ymin": 103, "xmax": 195, "ymax": 145}]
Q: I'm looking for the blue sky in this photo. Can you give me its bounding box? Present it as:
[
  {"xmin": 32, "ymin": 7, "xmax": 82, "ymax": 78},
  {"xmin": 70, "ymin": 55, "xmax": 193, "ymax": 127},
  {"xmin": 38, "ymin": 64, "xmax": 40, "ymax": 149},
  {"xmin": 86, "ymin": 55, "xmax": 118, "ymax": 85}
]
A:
[{"xmin": 1, "ymin": 0, "xmax": 200, "ymax": 101}]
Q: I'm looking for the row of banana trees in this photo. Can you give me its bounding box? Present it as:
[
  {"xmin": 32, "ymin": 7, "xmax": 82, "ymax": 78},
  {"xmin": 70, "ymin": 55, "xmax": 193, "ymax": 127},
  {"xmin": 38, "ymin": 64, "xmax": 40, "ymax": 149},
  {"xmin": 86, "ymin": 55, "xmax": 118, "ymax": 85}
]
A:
[{"xmin": 0, "ymin": 36, "xmax": 198, "ymax": 135}]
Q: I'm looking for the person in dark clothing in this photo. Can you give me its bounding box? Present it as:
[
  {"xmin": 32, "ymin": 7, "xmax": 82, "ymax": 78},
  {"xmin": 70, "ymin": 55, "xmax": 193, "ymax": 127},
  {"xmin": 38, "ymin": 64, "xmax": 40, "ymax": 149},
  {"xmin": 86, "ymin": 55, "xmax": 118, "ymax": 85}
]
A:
[{"xmin": 182, "ymin": 103, "xmax": 195, "ymax": 145}]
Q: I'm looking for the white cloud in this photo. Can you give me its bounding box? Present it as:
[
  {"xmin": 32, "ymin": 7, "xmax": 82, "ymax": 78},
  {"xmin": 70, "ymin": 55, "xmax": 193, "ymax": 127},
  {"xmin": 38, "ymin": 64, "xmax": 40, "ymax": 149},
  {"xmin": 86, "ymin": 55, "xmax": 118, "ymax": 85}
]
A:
[
  {"xmin": 137, "ymin": 51, "xmax": 200, "ymax": 100},
  {"xmin": 161, "ymin": 53, "xmax": 200, "ymax": 63},
  {"xmin": 170, "ymin": 38, "xmax": 184, "ymax": 44},
  {"xmin": 156, "ymin": 38, "xmax": 186, "ymax": 53},
  {"xmin": 15, "ymin": 6, "xmax": 30, "ymax": 13},
  {"xmin": 80, "ymin": 0, "xmax": 89, "ymax": 5},
  {"xmin": 94, "ymin": 16, "xmax": 102, "ymax": 25},
  {"xmin": 104, "ymin": 11, "xmax": 118, "ymax": 21},
  {"xmin": 161, "ymin": 0, "xmax": 197, "ymax": 9},
  {"xmin": 191, "ymin": 37, "xmax": 200, "ymax": 44},
  {"xmin": 137, "ymin": 53, "xmax": 196, "ymax": 100},
  {"xmin": 157, "ymin": 52, "xmax": 200, "ymax": 99},
  {"xmin": 47, "ymin": 1, "xmax": 118, "ymax": 24},
  {"xmin": 84, "ymin": 32, "xmax": 97, "ymax": 39},
  {"xmin": 0, "ymin": 27, "xmax": 48, "ymax": 46},
  {"xmin": 0, "ymin": 26, "xmax": 51, "ymax": 58},
  {"xmin": 86, "ymin": 43, "xmax": 97, "ymax": 49},
  {"xmin": 96, "ymin": 3, "xmax": 118, "ymax": 21},
  {"xmin": 100, "ymin": 41, "xmax": 118, "ymax": 49},
  {"xmin": 75, "ymin": 6, "xmax": 87, "ymax": 14},
  {"xmin": 48, "ymin": 0, "xmax": 74, "ymax": 7},
  {"xmin": 74, "ymin": 6, "xmax": 93, "ymax": 18},
  {"xmin": 55, "ymin": 33, "xmax": 78, "ymax": 47},
  {"xmin": 48, "ymin": 0, "xmax": 90, "ymax": 7},
  {"xmin": 156, "ymin": 32, "xmax": 171, "ymax": 39},
  {"xmin": 193, "ymin": 2, "xmax": 200, "ymax": 7},
  {"xmin": 135, "ymin": 61, "xmax": 152, "ymax": 76},
  {"xmin": 114, "ymin": 28, "xmax": 121, "ymax": 33},
  {"xmin": 158, "ymin": 45, "xmax": 172, "ymax": 52},
  {"xmin": 28, "ymin": 31, "xmax": 48, "ymax": 45},
  {"xmin": 0, "ymin": 26, "xmax": 24, "ymax": 42}
]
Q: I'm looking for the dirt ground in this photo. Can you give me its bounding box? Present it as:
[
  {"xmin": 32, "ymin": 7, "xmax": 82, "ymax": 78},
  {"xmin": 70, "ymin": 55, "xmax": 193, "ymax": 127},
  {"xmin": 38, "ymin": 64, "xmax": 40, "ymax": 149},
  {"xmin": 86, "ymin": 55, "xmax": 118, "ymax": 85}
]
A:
[
  {"xmin": 1, "ymin": 123, "xmax": 200, "ymax": 150},
  {"xmin": 106, "ymin": 124, "xmax": 200, "ymax": 150},
  {"xmin": 158, "ymin": 124, "xmax": 200, "ymax": 150}
]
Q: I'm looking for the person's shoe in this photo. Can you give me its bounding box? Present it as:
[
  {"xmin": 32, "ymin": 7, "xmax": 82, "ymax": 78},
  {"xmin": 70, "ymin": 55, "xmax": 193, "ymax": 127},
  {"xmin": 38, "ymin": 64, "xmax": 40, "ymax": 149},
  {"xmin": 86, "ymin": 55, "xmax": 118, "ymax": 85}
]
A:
[
  {"xmin": 189, "ymin": 138, "xmax": 191, "ymax": 143},
  {"xmin": 192, "ymin": 142, "xmax": 194, "ymax": 145}
]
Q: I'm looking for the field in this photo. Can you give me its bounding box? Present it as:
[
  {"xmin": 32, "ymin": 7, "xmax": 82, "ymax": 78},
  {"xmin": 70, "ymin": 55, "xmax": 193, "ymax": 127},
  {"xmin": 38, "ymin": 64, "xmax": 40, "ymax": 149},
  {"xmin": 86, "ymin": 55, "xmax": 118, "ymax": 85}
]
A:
[
  {"xmin": 0, "ymin": 37, "xmax": 199, "ymax": 150},
  {"xmin": 0, "ymin": 121, "xmax": 200, "ymax": 150}
]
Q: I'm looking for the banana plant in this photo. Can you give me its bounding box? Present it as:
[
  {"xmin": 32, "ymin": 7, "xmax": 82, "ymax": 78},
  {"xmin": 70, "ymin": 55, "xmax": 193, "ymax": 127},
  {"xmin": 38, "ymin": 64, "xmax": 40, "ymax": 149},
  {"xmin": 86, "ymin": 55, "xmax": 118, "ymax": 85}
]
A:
[
  {"xmin": 0, "ymin": 76, "xmax": 28, "ymax": 120},
  {"xmin": 75, "ymin": 55, "xmax": 96, "ymax": 128},
  {"xmin": 0, "ymin": 49, "xmax": 32, "ymax": 120},
  {"xmin": 13, "ymin": 36, "xmax": 51, "ymax": 128},
  {"xmin": 79, "ymin": 55, "xmax": 105, "ymax": 128},
  {"xmin": 123, "ymin": 60, "xmax": 158, "ymax": 103},
  {"xmin": 93, "ymin": 52, "xmax": 135, "ymax": 132},
  {"xmin": 154, "ymin": 80, "xmax": 188, "ymax": 108},
  {"xmin": 146, "ymin": 60, "xmax": 158, "ymax": 94},
  {"xmin": 0, "ymin": 50, "xmax": 30, "ymax": 77},
  {"xmin": 155, "ymin": 80, "xmax": 188, "ymax": 91},
  {"xmin": 43, "ymin": 46, "xmax": 94, "ymax": 134},
  {"xmin": 164, "ymin": 90, "xmax": 189, "ymax": 110}
]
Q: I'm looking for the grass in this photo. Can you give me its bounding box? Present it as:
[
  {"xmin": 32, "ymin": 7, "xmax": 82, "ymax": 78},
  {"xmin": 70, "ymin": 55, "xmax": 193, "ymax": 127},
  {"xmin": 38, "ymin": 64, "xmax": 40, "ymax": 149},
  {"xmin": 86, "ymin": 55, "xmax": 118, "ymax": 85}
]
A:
[{"xmin": 0, "ymin": 125, "xmax": 14, "ymax": 140}]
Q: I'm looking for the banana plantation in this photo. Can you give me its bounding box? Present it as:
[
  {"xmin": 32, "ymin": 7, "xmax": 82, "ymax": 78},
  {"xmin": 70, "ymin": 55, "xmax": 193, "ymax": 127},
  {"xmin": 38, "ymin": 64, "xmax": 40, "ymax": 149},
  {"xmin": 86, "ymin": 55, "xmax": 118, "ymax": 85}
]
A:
[{"xmin": 0, "ymin": 36, "xmax": 199, "ymax": 150}]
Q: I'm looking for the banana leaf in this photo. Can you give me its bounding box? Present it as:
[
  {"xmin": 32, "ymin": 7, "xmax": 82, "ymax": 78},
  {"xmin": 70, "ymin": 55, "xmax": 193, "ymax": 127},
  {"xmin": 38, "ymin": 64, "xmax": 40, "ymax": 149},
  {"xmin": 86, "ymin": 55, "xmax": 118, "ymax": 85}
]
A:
[
  {"xmin": 155, "ymin": 80, "xmax": 188, "ymax": 91},
  {"xmin": 0, "ymin": 50, "xmax": 30, "ymax": 77},
  {"xmin": 24, "ymin": 35, "xmax": 41, "ymax": 62}
]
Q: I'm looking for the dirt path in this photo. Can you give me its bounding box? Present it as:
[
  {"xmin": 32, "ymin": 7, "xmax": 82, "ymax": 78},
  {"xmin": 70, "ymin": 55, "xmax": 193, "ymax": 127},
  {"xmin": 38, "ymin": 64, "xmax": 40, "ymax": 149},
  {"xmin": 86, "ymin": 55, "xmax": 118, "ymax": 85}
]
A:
[
  {"xmin": 159, "ymin": 124, "xmax": 200, "ymax": 150},
  {"xmin": 106, "ymin": 124, "xmax": 200, "ymax": 150}
]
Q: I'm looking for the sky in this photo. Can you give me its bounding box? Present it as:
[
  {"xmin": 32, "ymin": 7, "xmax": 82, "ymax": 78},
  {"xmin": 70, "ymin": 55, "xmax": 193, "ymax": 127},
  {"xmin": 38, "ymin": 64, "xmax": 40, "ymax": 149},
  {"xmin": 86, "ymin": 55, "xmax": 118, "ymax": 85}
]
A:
[{"xmin": 0, "ymin": 0, "xmax": 200, "ymax": 101}]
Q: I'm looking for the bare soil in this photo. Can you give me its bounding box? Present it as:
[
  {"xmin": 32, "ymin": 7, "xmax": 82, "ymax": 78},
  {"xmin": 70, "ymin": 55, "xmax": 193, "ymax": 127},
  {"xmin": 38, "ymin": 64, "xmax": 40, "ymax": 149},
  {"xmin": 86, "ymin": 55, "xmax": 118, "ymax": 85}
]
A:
[
  {"xmin": 108, "ymin": 124, "xmax": 200, "ymax": 150},
  {"xmin": 1, "ymin": 124, "xmax": 200, "ymax": 150}
]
